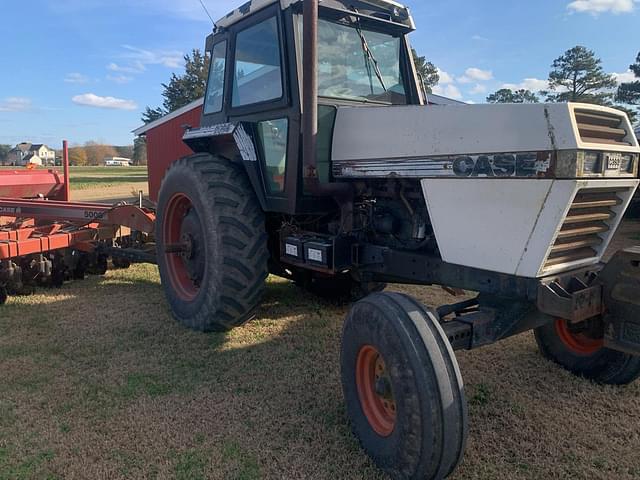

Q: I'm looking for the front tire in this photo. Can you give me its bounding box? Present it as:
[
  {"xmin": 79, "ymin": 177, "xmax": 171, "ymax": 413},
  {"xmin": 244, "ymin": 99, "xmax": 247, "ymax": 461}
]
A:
[
  {"xmin": 535, "ymin": 318, "xmax": 640, "ymax": 385},
  {"xmin": 341, "ymin": 292, "xmax": 468, "ymax": 480},
  {"xmin": 156, "ymin": 154, "xmax": 268, "ymax": 332}
]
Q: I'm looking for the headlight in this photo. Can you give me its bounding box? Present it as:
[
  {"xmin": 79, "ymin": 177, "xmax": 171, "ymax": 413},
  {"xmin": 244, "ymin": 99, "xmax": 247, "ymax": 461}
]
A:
[
  {"xmin": 556, "ymin": 150, "xmax": 638, "ymax": 178},
  {"xmin": 581, "ymin": 151, "xmax": 601, "ymax": 175}
]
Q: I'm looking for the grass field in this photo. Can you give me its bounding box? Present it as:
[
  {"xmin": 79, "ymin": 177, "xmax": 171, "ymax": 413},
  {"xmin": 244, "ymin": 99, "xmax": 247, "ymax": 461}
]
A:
[
  {"xmin": 64, "ymin": 166, "xmax": 148, "ymax": 191},
  {"xmin": 0, "ymin": 170, "xmax": 639, "ymax": 479}
]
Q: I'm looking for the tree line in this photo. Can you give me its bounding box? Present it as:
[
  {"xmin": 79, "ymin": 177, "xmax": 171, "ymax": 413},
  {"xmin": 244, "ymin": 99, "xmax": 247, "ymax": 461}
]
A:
[
  {"xmin": 68, "ymin": 141, "xmax": 147, "ymax": 166},
  {"xmin": 142, "ymin": 45, "xmax": 639, "ymax": 126},
  {"xmin": 486, "ymin": 46, "xmax": 639, "ymax": 124}
]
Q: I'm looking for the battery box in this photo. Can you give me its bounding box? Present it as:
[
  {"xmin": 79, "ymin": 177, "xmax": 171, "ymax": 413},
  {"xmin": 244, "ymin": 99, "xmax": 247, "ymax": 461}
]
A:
[
  {"xmin": 282, "ymin": 233, "xmax": 355, "ymax": 271},
  {"xmin": 304, "ymin": 239, "xmax": 333, "ymax": 267},
  {"xmin": 283, "ymin": 236, "xmax": 305, "ymax": 262}
]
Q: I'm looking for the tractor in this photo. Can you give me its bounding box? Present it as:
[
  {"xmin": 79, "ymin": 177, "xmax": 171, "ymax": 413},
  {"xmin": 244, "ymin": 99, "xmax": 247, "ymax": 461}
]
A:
[{"xmin": 150, "ymin": 0, "xmax": 640, "ymax": 478}]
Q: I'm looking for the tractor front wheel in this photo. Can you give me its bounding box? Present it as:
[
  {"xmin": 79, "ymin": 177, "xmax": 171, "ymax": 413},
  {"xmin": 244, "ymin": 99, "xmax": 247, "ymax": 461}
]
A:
[
  {"xmin": 156, "ymin": 154, "xmax": 268, "ymax": 332},
  {"xmin": 341, "ymin": 292, "xmax": 468, "ymax": 480},
  {"xmin": 535, "ymin": 318, "xmax": 640, "ymax": 385}
]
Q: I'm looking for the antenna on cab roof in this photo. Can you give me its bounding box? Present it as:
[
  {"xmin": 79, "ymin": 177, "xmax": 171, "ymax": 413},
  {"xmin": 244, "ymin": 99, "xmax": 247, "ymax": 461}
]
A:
[{"xmin": 197, "ymin": 0, "xmax": 216, "ymax": 29}]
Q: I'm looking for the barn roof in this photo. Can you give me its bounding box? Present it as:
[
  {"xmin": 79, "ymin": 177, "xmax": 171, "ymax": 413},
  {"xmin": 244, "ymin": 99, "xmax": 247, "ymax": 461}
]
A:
[
  {"xmin": 132, "ymin": 98, "xmax": 204, "ymax": 136},
  {"xmin": 426, "ymin": 94, "xmax": 467, "ymax": 106}
]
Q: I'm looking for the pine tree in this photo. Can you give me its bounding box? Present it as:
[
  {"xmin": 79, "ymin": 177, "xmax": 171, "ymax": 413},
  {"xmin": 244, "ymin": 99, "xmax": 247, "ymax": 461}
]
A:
[
  {"xmin": 616, "ymin": 51, "xmax": 640, "ymax": 125},
  {"xmin": 142, "ymin": 49, "xmax": 210, "ymax": 123},
  {"xmin": 545, "ymin": 46, "xmax": 616, "ymax": 105}
]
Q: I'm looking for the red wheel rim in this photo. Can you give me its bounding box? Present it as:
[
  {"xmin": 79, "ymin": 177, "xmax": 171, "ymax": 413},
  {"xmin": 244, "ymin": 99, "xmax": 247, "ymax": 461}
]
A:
[
  {"xmin": 355, "ymin": 345, "xmax": 396, "ymax": 437},
  {"xmin": 555, "ymin": 318, "xmax": 604, "ymax": 355},
  {"xmin": 163, "ymin": 193, "xmax": 200, "ymax": 301}
]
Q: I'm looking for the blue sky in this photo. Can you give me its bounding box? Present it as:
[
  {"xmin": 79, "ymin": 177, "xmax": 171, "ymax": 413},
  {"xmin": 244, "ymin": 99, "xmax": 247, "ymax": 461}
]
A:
[{"xmin": 0, "ymin": 0, "xmax": 638, "ymax": 147}]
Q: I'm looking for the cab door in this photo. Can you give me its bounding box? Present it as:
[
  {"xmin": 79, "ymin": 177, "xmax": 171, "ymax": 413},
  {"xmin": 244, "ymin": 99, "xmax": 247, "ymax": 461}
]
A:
[{"xmin": 202, "ymin": 4, "xmax": 298, "ymax": 214}]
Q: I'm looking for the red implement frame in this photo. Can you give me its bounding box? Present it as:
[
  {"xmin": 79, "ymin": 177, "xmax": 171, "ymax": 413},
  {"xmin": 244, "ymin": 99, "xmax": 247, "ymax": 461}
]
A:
[
  {"xmin": 0, "ymin": 201, "xmax": 155, "ymax": 261},
  {"xmin": 0, "ymin": 141, "xmax": 155, "ymax": 261}
]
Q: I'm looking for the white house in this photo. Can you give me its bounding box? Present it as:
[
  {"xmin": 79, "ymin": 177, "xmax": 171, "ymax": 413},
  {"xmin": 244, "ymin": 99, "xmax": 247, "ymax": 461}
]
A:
[{"xmin": 2, "ymin": 143, "xmax": 55, "ymax": 166}]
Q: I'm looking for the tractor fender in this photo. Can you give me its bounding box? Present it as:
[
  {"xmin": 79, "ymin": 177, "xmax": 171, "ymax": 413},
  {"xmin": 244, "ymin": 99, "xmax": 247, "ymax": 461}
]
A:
[
  {"xmin": 599, "ymin": 246, "xmax": 640, "ymax": 355},
  {"xmin": 182, "ymin": 122, "xmax": 268, "ymax": 211}
]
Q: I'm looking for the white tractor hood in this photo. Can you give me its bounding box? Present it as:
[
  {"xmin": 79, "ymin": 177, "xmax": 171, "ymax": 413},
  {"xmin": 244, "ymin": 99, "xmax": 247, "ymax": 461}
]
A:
[{"xmin": 331, "ymin": 103, "xmax": 639, "ymax": 170}]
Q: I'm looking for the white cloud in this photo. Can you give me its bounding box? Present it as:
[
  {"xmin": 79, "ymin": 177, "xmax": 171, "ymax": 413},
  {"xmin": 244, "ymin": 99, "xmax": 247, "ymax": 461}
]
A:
[
  {"xmin": 613, "ymin": 70, "xmax": 637, "ymax": 84},
  {"xmin": 469, "ymin": 84, "xmax": 488, "ymax": 94},
  {"xmin": 502, "ymin": 78, "xmax": 550, "ymax": 92},
  {"xmin": 567, "ymin": 0, "xmax": 637, "ymax": 14},
  {"xmin": 0, "ymin": 97, "xmax": 32, "ymax": 112},
  {"xmin": 107, "ymin": 45, "xmax": 184, "ymax": 76},
  {"xmin": 64, "ymin": 73, "xmax": 89, "ymax": 84},
  {"xmin": 107, "ymin": 62, "xmax": 145, "ymax": 74},
  {"xmin": 72, "ymin": 93, "xmax": 137, "ymax": 110},
  {"xmin": 458, "ymin": 67, "xmax": 493, "ymax": 84},
  {"xmin": 107, "ymin": 74, "xmax": 134, "ymax": 84},
  {"xmin": 437, "ymin": 69, "xmax": 454, "ymax": 84},
  {"xmin": 471, "ymin": 35, "xmax": 489, "ymax": 42},
  {"xmin": 121, "ymin": 45, "xmax": 184, "ymax": 69},
  {"xmin": 432, "ymin": 84, "xmax": 463, "ymax": 100}
]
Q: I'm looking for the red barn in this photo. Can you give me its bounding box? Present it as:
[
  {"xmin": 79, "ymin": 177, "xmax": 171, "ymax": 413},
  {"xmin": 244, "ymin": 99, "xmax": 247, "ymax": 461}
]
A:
[{"xmin": 133, "ymin": 98, "xmax": 203, "ymax": 202}]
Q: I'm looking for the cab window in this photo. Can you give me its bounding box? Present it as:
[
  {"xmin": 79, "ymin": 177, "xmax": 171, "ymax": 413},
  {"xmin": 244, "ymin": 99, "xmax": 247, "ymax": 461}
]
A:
[
  {"xmin": 204, "ymin": 41, "xmax": 227, "ymax": 114},
  {"xmin": 232, "ymin": 17, "xmax": 283, "ymax": 107},
  {"xmin": 257, "ymin": 118, "xmax": 288, "ymax": 193}
]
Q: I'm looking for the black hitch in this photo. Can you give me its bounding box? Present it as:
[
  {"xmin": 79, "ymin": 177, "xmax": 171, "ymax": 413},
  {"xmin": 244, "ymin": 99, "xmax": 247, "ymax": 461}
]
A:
[{"xmin": 599, "ymin": 247, "xmax": 640, "ymax": 356}]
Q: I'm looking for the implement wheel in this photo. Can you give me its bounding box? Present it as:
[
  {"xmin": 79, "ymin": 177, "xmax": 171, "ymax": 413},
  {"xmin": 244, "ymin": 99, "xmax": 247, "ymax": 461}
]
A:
[
  {"xmin": 341, "ymin": 292, "xmax": 468, "ymax": 480},
  {"xmin": 156, "ymin": 154, "xmax": 268, "ymax": 332},
  {"xmin": 535, "ymin": 318, "xmax": 640, "ymax": 385}
]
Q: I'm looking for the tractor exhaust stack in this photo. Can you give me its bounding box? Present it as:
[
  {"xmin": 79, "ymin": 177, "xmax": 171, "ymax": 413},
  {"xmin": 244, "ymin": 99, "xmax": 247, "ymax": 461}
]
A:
[{"xmin": 302, "ymin": 0, "xmax": 353, "ymax": 224}]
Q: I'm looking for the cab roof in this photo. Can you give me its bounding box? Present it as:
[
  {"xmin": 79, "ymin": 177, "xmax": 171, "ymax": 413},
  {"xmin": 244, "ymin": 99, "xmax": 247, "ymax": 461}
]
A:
[{"xmin": 216, "ymin": 0, "xmax": 414, "ymax": 30}]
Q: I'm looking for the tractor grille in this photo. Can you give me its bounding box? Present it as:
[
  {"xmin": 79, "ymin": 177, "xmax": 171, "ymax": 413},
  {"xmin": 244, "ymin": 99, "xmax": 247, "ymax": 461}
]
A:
[
  {"xmin": 544, "ymin": 187, "xmax": 628, "ymax": 269},
  {"xmin": 575, "ymin": 109, "xmax": 632, "ymax": 146}
]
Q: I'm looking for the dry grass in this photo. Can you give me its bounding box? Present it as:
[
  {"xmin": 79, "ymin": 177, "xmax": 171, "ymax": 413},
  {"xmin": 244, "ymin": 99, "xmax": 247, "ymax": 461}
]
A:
[{"xmin": 1, "ymin": 222, "xmax": 640, "ymax": 479}]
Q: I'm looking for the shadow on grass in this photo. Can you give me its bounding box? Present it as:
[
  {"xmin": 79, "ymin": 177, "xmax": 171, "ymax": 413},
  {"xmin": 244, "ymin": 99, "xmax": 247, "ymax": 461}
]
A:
[{"xmin": 0, "ymin": 268, "xmax": 374, "ymax": 478}]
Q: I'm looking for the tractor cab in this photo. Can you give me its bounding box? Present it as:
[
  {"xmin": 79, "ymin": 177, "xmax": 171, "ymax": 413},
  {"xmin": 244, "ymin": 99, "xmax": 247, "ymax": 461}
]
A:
[{"xmin": 184, "ymin": 0, "xmax": 422, "ymax": 214}]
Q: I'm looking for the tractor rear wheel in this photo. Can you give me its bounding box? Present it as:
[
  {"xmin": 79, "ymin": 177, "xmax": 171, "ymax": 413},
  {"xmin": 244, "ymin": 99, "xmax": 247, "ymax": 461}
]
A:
[
  {"xmin": 156, "ymin": 154, "xmax": 268, "ymax": 332},
  {"xmin": 341, "ymin": 292, "xmax": 468, "ymax": 480},
  {"xmin": 535, "ymin": 318, "xmax": 640, "ymax": 385}
]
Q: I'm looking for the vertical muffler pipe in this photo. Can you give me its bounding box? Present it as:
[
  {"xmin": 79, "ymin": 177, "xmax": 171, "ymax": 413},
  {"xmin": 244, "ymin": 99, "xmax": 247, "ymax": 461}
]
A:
[
  {"xmin": 302, "ymin": 0, "xmax": 353, "ymax": 226},
  {"xmin": 302, "ymin": 0, "xmax": 319, "ymax": 182}
]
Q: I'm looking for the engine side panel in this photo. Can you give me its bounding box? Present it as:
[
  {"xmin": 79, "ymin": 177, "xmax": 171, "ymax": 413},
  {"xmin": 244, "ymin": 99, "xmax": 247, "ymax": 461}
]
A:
[{"xmin": 421, "ymin": 178, "xmax": 639, "ymax": 278}]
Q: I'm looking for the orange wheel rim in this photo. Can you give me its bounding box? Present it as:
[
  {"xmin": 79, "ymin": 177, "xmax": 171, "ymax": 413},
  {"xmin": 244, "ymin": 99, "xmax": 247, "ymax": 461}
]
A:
[
  {"xmin": 355, "ymin": 345, "xmax": 396, "ymax": 437},
  {"xmin": 555, "ymin": 318, "xmax": 603, "ymax": 355}
]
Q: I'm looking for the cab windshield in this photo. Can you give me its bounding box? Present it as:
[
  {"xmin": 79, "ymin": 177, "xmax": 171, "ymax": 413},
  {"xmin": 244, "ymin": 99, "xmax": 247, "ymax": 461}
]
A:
[{"xmin": 316, "ymin": 18, "xmax": 408, "ymax": 105}]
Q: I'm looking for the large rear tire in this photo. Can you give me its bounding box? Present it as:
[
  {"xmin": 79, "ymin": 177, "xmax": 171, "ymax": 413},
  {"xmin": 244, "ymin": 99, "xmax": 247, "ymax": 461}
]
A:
[
  {"xmin": 156, "ymin": 154, "xmax": 269, "ymax": 332},
  {"xmin": 535, "ymin": 318, "xmax": 640, "ymax": 385},
  {"xmin": 341, "ymin": 292, "xmax": 468, "ymax": 480}
]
